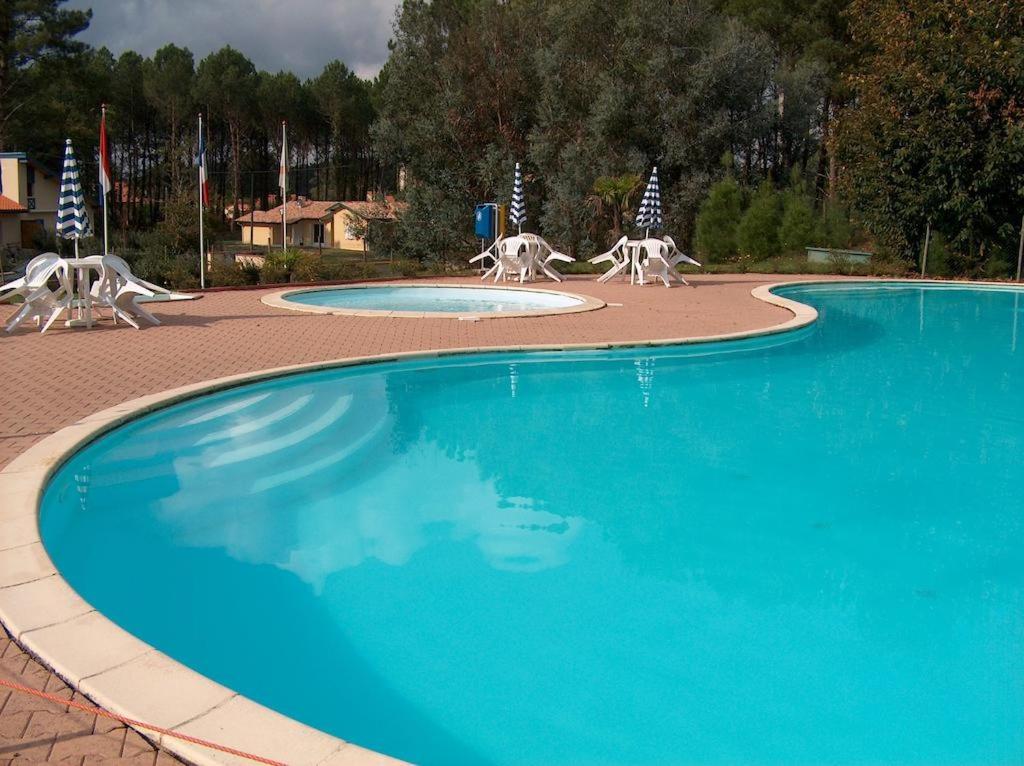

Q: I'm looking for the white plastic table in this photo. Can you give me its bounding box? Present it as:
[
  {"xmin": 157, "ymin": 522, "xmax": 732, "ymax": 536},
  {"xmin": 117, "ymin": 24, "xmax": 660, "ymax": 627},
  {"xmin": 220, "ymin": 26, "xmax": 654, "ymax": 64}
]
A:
[{"xmin": 64, "ymin": 255, "xmax": 105, "ymax": 328}]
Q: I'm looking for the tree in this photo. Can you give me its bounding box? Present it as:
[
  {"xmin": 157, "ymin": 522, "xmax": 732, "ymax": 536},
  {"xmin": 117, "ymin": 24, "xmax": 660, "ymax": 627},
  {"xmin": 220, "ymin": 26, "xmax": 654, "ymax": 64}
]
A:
[
  {"xmin": 837, "ymin": 0, "xmax": 1024, "ymax": 266},
  {"xmin": 0, "ymin": 0, "xmax": 90, "ymax": 149},
  {"xmin": 778, "ymin": 184, "xmax": 821, "ymax": 253},
  {"xmin": 736, "ymin": 182, "xmax": 781, "ymax": 259},
  {"xmin": 143, "ymin": 44, "xmax": 194, "ymax": 192},
  {"xmin": 311, "ymin": 60, "xmax": 374, "ymax": 200},
  {"xmin": 195, "ymin": 46, "xmax": 257, "ymax": 225},
  {"xmin": 588, "ymin": 174, "xmax": 641, "ymax": 245},
  {"xmin": 694, "ymin": 177, "xmax": 743, "ymax": 262}
]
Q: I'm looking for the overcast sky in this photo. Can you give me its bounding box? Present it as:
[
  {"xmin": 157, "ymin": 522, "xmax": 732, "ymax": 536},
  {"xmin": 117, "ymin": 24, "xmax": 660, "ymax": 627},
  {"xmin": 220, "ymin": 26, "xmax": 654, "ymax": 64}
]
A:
[{"xmin": 66, "ymin": 0, "xmax": 401, "ymax": 79}]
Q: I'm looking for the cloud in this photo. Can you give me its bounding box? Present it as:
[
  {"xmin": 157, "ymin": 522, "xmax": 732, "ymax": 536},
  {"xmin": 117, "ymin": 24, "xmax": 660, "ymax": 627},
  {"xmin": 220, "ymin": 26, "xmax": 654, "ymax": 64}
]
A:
[{"xmin": 67, "ymin": 0, "xmax": 400, "ymax": 79}]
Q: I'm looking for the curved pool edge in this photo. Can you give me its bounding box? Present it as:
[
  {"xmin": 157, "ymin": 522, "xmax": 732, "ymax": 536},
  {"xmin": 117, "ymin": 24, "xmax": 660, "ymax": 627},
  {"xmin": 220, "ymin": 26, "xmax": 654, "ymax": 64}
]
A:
[
  {"xmin": 0, "ymin": 277, "xmax": 835, "ymax": 765},
  {"xmin": 262, "ymin": 282, "xmax": 607, "ymax": 319}
]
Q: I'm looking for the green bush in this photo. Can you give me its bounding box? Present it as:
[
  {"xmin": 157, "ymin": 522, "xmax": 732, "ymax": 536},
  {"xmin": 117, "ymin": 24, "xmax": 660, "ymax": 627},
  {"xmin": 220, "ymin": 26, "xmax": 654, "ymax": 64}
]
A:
[
  {"xmin": 778, "ymin": 192, "xmax": 822, "ymax": 254},
  {"xmin": 290, "ymin": 252, "xmax": 323, "ymax": 282},
  {"xmin": 694, "ymin": 177, "xmax": 742, "ymax": 262},
  {"xmin": 260, "ymin": 249, "xmax": 303, "ymax": 284},
  {"xmin": 736, "ymin": 183, "xmax": 781, "ymax": 260},
  {"xmin": 208, "ymin": 260, "xmax": 252, "ymax": 287},
  {"xmin": 822, "ymin": 204, "xmax": 854, "ymax": 249}
]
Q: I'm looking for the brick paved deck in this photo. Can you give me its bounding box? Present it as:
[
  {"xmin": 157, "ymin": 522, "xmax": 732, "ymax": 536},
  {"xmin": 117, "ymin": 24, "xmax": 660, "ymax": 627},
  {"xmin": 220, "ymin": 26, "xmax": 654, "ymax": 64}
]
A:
[{"xmin": 0, "ymin": 273, "xmax": 837, "ymax": 763}]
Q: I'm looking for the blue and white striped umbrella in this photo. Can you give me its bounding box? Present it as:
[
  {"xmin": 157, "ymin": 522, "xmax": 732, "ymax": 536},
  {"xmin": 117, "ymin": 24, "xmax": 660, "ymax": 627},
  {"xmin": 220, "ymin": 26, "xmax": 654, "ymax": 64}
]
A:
[
  {"xmin": 508, "ymin": 162, "xmax": 526, "ymax": 232},
  {"xmin": 57, "ymin": 139, "xmax": 91, "ymax": 247},
  {"xmin": 635, "ymin": 166, "xmax": 662, "ymax": 233}
]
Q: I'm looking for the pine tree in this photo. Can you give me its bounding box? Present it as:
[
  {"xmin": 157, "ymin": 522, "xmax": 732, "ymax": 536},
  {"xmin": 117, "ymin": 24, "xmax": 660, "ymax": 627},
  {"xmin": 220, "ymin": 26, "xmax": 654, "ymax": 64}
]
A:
[
  {"xmin": 694, "ymin": 177, "xmax": 743, "ymax": 262},
  {"xmin": 0, "ymin": 0, "xmax": 90, "ymax": 150}
]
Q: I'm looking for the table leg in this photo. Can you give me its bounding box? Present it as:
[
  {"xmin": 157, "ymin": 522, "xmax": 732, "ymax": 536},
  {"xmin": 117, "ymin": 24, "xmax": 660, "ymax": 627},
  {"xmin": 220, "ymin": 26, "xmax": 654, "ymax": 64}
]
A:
[{"xmin": 82, "ymin": 268, "xmax": 93, "ymax": 328}]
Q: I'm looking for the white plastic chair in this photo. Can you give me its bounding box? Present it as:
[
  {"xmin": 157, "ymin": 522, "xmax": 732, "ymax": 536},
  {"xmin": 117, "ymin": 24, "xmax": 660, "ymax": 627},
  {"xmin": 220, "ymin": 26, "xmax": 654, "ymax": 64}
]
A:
[
  {"xmin": 539, "ymin": 249, "xmax": 573, "ymax": 282},
  {"xmin": 589, "ymin": 236, "xmax": 629, "ymax": 283},
  {"xmin": 0, "ymin": 253, "xmax": 63, "ymax": 304},
  {"xmin": 4, "ymin": 257, "xmax": 72, "ymax": 333},
  {"xmin": 469, "ymin": 240, "xmax": 500, "ymax": 280},
  {"xmin": 636, "ymin": 238, "xmax": 674, "ymax": 287},
  {"xmin": 103, "ymin": 255, "xmax": 175, "ymax": 298},
  {"xmin": 90, "ymin": 256, "xmax": 159, "ymax": 328},
  {"xmin": 663, "ymin": 235, "xmax": 701, "ymax": 285},
  {"xmin": 494, "ymin": 236, "xmax": 529, "ymax": 283}
]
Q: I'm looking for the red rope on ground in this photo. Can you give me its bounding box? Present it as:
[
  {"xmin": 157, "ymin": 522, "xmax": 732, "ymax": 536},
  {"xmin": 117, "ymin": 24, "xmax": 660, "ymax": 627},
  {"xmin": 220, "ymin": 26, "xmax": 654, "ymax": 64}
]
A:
[{"xmin": 0, "ymin": 677, "xmax": 288, "ymax": 766}]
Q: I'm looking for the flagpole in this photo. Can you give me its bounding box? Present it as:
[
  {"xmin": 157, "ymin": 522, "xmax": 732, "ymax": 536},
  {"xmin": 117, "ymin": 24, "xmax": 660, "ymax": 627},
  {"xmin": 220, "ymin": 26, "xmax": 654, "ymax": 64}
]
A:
[
  {"xmin": 281, "ymin": 120, "xmax": 287, "ymax": 252},
  {"xmin": 198, "ymin": 113, "xmax": 206, "ymax": 289},
  {"xmin": 101, "ymin": 104, "xmax": 109, "ymax": 256}
]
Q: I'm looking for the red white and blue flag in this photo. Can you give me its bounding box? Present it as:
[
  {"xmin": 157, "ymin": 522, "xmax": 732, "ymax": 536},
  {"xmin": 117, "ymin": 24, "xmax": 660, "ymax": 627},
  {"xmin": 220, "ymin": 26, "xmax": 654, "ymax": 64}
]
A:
[
  {"xmin": 198, "ymin": 115, "xmax": 209, "ymax": 207},
  {"xmin": 98, "ymin": 105, "xmax": 112, "ymax": 199}
]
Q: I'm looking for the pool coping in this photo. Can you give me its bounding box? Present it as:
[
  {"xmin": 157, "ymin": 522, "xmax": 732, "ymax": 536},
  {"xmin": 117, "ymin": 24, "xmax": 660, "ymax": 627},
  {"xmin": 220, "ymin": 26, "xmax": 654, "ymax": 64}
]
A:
[
  {"xmin": 0, "ymin": 278, "xmax": 851, "ymax": 765},
  {"xmin": 261, "ymin": 282, "xmax": 606, "ymax": 319}
]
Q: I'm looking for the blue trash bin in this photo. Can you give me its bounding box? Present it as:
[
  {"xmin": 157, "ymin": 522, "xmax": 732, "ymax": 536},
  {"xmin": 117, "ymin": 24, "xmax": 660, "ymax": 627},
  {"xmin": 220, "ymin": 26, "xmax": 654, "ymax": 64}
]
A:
[{"xmin": 474, "ymin": 204, "xmax": 495, "ymax": 239}]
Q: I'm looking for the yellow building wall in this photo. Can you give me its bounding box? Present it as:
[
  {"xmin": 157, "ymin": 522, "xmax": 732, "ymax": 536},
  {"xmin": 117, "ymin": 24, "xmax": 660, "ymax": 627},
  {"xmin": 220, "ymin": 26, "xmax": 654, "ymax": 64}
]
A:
[
  {"xmin": 0, "ymin": 156, "xmax": 89, "ymax": 245},
  {"xmin": 242, "ymin": 224, "xmax": 275, "ymax": 248},
  {"xmin": 330, "ymin": 210, "xmax": 367, "ymax": 251},
  {"xmin": 0, "ymin": 158, "xmax": 21, "ymax": 202}
]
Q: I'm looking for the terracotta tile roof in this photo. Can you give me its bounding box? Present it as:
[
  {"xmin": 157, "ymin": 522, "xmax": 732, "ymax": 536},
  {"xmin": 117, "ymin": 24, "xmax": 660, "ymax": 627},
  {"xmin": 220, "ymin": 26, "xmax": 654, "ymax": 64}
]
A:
[
  {"xmin": 338, "ymin": 200, "xmax": 407, "ymax": 221},
  {"xmin": 0, "ymin": 194, "xmax": 26, "ymax": 213},
  {"xmin": 237, "ymin": 199, "xmax": 340, "ymax": 225},
  {"xmin": 236, "ymin": 197, "xmax": 407, "ymax": 226}
]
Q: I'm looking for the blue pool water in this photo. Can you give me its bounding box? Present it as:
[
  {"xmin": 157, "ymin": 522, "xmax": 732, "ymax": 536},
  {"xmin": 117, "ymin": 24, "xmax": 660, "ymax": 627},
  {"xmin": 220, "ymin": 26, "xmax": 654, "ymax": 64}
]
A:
[
  {"xmin": 285, "ymin": 285, "xmax": 584, "ymax": 313},
  {"xmin": 40, "ymin": 284, "xmax": 1024, "ymax": 765}
]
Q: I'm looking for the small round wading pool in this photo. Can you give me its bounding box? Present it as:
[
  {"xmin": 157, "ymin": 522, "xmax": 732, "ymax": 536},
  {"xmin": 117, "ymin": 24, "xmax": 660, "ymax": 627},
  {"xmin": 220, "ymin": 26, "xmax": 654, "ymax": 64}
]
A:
[
  {"xmin": 264, "ymin": 283, "xmax": 603, "ymax": 318},
  {"xmin": 36, "ymin": 283, "xmax": 1024, "ymax": 765}
]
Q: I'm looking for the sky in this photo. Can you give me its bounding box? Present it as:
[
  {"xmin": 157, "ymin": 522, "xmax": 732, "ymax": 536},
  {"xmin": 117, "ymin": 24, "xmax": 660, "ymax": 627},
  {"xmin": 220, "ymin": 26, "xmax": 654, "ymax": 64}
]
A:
[{"xmin": 66, "ymin": 0, "xmax": 401, "ymax": 79}]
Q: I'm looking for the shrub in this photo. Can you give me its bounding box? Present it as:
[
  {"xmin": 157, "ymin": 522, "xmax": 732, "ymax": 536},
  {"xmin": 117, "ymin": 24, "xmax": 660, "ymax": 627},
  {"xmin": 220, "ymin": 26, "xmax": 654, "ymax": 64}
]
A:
[
  {"xmin": 822, "ymin": 204, "xmax": 854, "ymax": 249},
  {"xmin": 736, "ymin": 183, "xmax": 781, "ymax": 260},
  {"xmin": 778, "ymin": 192, "xmax": 822, "ymax": 254},
  {"xmin": 208, "ymin": 260, "xmax": 251, "ymax": 287},
  {"xmin": 291, "ymin": 252, "xmax": 323, "ymax": 282},
  {"xmin": 694, "ymin": 177, "xmax": 742, "ymax": 262},
  {"xmin": 260, "ymin": 249, "xmax": 303, "ymax": 284}
]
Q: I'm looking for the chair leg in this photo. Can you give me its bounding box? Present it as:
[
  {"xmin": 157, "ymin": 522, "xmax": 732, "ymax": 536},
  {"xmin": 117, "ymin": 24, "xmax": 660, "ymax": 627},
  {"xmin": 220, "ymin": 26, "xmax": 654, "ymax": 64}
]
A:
[
  {"xmin": 111, "ymin": 305, "xmax": 140, "ymax": 329},
  {"xmin": 5, "ymin": 303, "xmax": 33, "ymax": 333},
  {"xmin": 130, "ymin": 299, "xmax": 161, "ymax": 325},
  {"xmin": 41, "ymin": 303, "xmax": 67, "ymax": 333}
]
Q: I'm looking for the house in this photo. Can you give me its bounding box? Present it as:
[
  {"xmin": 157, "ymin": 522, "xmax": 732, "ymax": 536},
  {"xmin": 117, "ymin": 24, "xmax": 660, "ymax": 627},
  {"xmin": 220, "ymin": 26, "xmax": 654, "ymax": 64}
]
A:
[
  {"xmin": 236, "ymin": 195, "xmax": 405, "ymax": 252},
  {"xmin": 0, "ymin": 151, "xmax": 81, "ymax": 249}
]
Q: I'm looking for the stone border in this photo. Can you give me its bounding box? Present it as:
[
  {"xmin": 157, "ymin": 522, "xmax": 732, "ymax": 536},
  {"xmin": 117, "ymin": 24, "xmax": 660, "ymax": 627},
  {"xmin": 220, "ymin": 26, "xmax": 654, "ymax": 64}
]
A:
[
  {"xmin": 261, "ymin": 282, "xmax": 606, "ymax": 319},
  {"xmin": 0, "ymin": 279, "xmax": 827, "ymax": 766}
]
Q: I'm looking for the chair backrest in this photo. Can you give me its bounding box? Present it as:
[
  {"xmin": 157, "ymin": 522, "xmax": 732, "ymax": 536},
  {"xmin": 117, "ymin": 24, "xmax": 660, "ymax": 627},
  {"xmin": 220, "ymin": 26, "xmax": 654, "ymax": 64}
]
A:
[
  {"xmin": 498, "ymin": 236, "xmax": 525, "ymax": 260},
  {"xmin": 25, "ymin": 255, "xmax": 65, "ymax": 288},
  {"xmin": 102, "ymin": 255, "xmax": 133, "ymax": 275},
  {"xmin": 642, "ymin": 239, "xmax": 668, "ymax": 262}
]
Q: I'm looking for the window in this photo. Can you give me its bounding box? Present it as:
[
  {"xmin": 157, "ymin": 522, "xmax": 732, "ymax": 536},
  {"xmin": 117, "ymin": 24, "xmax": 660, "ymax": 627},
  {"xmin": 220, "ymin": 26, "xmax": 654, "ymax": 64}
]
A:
[
  {"xmin": 345, "ymin": 225, "xmax": 358, "ymax": 240},
  {"xmin": 313, "ymin": 222, "xmax": 325, "ymax": 244}
]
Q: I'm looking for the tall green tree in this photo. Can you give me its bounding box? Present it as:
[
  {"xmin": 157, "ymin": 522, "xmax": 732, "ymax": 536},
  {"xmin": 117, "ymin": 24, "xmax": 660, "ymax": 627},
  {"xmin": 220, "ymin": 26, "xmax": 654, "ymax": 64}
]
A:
[
  {"xmin": 0, "ymin": 0, "xmax": 90, "ymax": 150},
  {"xmin": 195, "ymin": 46, "xmax": 257, "ymax": 224},
  {"xmin": 143, "ymin": 44, "xmax": 194, "ymax": 192},
  {"xmin": 837, "ymin": 0, "xmax": 1024, "ymax": 268},
  {"xmin": 694, "ymin": 176, "xmax": 743, "ymax": 262},
  {"xmin": 588, "ymin": 174, "xmax": 641, "ymax": 245}
]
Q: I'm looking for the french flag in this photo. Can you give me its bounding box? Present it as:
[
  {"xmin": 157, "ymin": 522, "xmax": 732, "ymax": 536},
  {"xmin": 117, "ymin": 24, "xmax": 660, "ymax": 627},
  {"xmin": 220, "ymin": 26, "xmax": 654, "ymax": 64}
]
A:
[
  {"xmin": 198, "ymin": 114, "xmax": 209, "ymax": 207},
  {"xmin": 99, "ymin": 105, "xmax": 112, "ymax": 199}
]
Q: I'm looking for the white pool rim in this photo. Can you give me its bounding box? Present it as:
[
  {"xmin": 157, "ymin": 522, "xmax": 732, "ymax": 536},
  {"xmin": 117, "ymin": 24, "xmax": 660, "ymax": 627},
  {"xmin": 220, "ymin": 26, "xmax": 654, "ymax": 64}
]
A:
[{"xmin": 262, "ymin": 282, "xmax": 606, "ymax": 318}]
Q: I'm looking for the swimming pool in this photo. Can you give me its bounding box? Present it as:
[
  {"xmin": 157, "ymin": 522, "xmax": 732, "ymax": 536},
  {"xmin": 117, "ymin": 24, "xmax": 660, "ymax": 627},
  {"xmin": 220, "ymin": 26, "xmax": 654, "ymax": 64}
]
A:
[
  {"xmin": 270, "ymin": 284, "xmax": 597, "ymax": 317},
  {"xmin": 39, "ymin": 283, "xmax": 1024, "ymax": 764}
]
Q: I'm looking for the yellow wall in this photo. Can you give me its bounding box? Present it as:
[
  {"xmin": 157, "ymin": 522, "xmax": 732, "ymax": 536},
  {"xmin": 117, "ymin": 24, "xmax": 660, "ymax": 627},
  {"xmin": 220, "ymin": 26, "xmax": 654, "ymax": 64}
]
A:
[
  {"xmin": 241, "ymin": 215, "xmax": 369, "ymax": 251},
  {"xmin": 330, "ymin": 209, "xmax": 367, "ymax": 251},
  {"xmin": 0, "ymin": 155, "xmax": 90, "ymax": 246}
]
